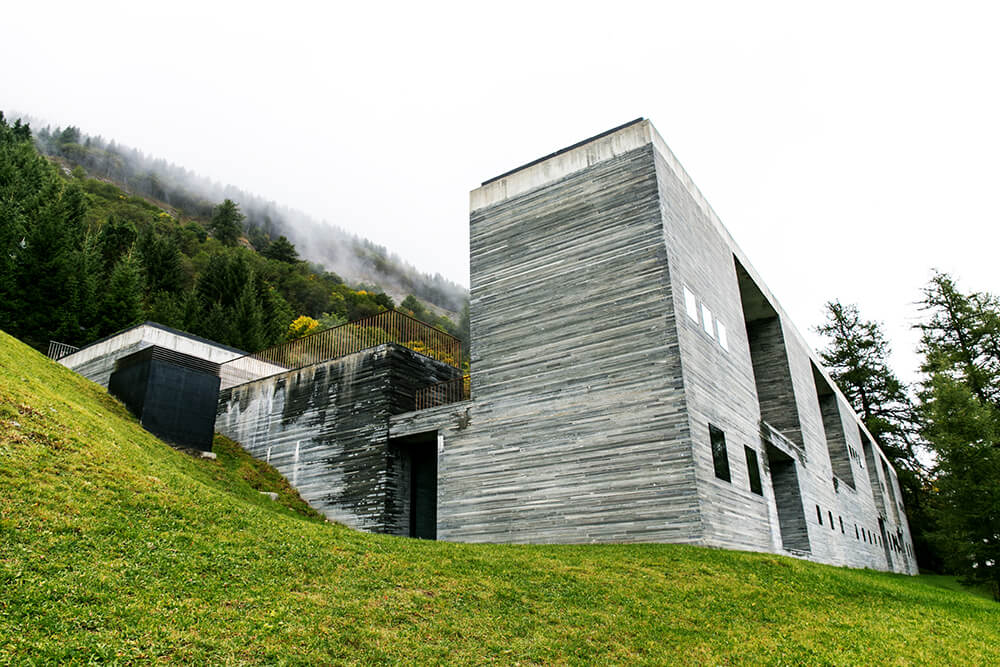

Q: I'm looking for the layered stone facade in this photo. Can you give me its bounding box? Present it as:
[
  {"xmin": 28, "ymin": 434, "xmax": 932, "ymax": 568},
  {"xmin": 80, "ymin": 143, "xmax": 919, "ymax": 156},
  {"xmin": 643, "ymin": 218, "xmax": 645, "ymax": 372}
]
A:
[
  {"xmin": 390, "ymin": 119, "xmax": 916, "ymax": 573},
  {"xmin": 56, "ymin": 119, "xmax": 916, "ymax": 574}
]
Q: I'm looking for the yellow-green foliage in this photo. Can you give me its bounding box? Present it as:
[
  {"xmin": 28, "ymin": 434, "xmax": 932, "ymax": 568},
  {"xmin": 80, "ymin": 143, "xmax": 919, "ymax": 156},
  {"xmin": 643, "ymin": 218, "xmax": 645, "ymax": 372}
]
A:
[
  {"xmin": 286, "ymin": 315, "xmax": 320, "ymax": 341},
  {"xmin": 1, "ymin": 329, "xmax": 998, "ymax": 664},
  {"xmin": 403, "ymin": 339, "xmax": 460, "ymax": 368}
]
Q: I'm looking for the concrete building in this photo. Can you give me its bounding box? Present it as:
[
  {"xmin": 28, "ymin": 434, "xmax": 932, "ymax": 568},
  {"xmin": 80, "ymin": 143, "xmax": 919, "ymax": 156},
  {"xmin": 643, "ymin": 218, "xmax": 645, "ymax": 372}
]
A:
[
  {"xmin": 57, "ymin": 120, "xmax": 917, "ymax": 573},
  {"xmin": 54, "ymin": 322, "xmax": 247, "ymax": 387},
  {"xmin": 385, "ymin": 118, "xmax": 915, "ymax": 573}
]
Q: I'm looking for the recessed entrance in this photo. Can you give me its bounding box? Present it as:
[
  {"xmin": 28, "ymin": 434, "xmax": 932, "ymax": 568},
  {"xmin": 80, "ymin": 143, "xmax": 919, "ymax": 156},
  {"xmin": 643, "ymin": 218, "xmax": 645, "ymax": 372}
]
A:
[
  {"xmin": 765, "ymin": 444, "xmax": 811, "ymax": 553},
  {"xmin": 389, "ymin": 432, "xmax": 438, "ymax": 540}
]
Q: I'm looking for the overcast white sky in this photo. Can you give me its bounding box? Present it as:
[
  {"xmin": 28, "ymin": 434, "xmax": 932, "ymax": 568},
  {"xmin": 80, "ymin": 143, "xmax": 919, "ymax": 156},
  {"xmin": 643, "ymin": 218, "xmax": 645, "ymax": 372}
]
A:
[{"xmin": 4, "ymin": 1, "xmax": 998, "ymax": 381}]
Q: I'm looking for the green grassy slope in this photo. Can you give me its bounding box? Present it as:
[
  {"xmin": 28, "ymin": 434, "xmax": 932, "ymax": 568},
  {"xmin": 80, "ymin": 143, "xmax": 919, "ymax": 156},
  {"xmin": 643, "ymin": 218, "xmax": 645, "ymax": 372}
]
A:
[{"xmin": 1, "ymin": 330, "xmax": 997, "ymax": 665}]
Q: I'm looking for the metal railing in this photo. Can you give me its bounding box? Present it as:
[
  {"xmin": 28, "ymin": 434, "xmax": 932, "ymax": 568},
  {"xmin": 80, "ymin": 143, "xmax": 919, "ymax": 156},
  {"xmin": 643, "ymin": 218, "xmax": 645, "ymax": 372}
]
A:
[
  {"xmin": 47, "ymin": 341, "xmax": 79, "ymax": 361},
  {"xmin": 415, "ymin": 375, "xmax": 471, "ymax": 410},
  {"xmin": 219, "ymin": 309, "xmax": 463, "ymax": 390}
]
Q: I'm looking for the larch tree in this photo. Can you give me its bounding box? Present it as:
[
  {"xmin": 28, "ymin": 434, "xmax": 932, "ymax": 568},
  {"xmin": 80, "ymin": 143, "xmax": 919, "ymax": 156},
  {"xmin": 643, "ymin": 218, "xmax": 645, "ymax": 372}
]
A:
[
  {"xmin": 816, "ymin": 300, "xmax": 933, "ymax": 567},
  {"xmin": 816, "ymin": 301, "xmax": 922, "ymax": 470},
  {"xmin": 917, "ymin": 272, "xmax": 1000, "ymax": 600}
]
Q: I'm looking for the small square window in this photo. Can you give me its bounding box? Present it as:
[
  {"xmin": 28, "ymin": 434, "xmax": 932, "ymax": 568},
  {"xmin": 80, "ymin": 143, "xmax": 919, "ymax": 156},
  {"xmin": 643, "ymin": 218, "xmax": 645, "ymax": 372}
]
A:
[
  {"xmin": 717, "ymin": 321, "xmax": 729, "ymax": 351},
  {"xmin": 684, "ymin": 286, "xmax": 698, "ymax": 321},
  {"xmin": 701, "ymin": 304, "xmax": 714, "ymax": 338},
  {"xmin": 709, "ymin": 424, "xmax": 731, "ymax": 482}
]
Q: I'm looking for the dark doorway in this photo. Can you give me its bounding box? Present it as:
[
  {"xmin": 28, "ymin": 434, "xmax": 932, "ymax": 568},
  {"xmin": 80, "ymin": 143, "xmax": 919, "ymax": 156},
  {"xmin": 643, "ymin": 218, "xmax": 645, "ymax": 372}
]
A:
[
  {"xmin": 389, "ymin": 432, "xmax": 438, "ymax": 540},
  {"xmin": 765, "ymin": 444, "xmax": 811, "ymax": 553},
  {"xmin": 409, "ymin": 443, "xmax": 437, "ymax": 539}
]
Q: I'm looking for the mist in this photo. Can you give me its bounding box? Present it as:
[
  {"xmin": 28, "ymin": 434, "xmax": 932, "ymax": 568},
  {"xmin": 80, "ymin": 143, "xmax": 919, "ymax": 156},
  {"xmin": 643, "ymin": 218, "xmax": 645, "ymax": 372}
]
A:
[{"xmin": 18, "ymin": 113, "xmax": 468, "ymax": 315}]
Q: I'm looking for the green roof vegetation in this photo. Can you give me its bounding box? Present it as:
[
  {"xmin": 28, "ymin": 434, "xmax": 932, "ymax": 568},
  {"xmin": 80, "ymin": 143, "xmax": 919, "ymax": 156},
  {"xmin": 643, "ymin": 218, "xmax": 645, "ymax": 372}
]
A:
[{"xmin": 1, "ymin": 329, "xmax": 997, "ymax": 664}]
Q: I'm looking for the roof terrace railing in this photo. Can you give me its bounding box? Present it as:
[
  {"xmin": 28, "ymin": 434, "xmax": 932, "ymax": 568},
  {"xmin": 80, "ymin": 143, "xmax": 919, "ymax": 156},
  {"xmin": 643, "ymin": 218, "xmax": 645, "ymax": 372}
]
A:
[
  {"xmin": 47, "ymin": 341, "xmax": 80, "ymax": 361},
  {"xmin": 219, "ymin": 309, "xmax": 463, "ymax": 390},
  {"xmin": 415, "ymin": 374, "xmax": 471, "ymax": 411}
]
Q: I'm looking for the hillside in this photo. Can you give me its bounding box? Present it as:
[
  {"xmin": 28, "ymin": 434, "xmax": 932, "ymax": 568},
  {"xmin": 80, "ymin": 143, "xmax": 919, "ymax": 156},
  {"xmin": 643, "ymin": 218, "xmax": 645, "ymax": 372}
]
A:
[
  {"xmin": 0, "ymin": 113, "xmax": 467, "ymax": 356},
  {"xmin": 1, "ymin": 331, "xmax": 998, "ymax": 664},
  {"xmin": 24, "ymin": 117, "xmax": 468, "ymax": 314}
]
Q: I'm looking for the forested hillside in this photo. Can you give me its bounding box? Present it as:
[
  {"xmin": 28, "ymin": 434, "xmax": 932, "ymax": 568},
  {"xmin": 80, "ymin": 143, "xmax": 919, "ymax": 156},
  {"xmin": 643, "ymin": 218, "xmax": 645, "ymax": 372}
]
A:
[
  {"xmin": 22, "ymin": 117, "xmax": 468, "ymax": 314},
  {"xmin": 0, "ymin": 112, "xmax": 468, "ymax": 354}
]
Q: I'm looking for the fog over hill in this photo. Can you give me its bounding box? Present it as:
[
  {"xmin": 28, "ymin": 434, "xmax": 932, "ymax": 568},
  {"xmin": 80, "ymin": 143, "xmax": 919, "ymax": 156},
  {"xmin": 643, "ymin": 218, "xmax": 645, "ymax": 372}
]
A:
[{"xmin": 16, "ymin": 114, "xmax": 467, "ymax": 315}]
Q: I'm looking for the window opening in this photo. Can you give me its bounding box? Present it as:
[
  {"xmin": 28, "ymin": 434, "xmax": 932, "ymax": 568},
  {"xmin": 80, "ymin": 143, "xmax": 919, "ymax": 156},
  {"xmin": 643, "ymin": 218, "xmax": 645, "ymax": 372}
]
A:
[
  {"xmin": 684, "ymin": 286, "xmax": 698, "ymax": 321},
  {"xmin": 701, "ymin": 304, "xmax": 715, "ymax": 338},
  {"xmin": 709, "ymin": 424, "xmax": 731, "ymax": 482},
  {"xmin": 745, "ymin": 446, "xmax": 763, "ymax": 495}
]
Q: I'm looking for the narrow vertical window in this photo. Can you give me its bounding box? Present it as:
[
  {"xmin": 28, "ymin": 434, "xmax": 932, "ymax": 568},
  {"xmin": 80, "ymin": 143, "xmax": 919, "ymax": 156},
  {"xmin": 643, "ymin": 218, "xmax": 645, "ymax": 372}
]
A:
[
  {"xmin": 828, "ymin": 511, "xmax": 835, "ymax": 530},
  {"xmin": 709, "ymin": 424, "xmax": 730, "ymax": 482},
  {"xmin": 717, "ymin": 321, "xmax": 729, "ymax": 351},
  {"xmin": 684, "ymin": 286, "xmax": 698, "ymax": 321},
  {"xmin": 816, "ymin": 505, "xmax": 823, "ymax": 525},
  {"xmin": 701, "ymin": 304, "xmax": 715, "ymax": 338},
  {"xmin": 744, "ymin": 446, "xmax": 763, "ymax": 495},
  {"xmin": 839, "ymin": 516, "xmax": 845, "ymax": 533}
]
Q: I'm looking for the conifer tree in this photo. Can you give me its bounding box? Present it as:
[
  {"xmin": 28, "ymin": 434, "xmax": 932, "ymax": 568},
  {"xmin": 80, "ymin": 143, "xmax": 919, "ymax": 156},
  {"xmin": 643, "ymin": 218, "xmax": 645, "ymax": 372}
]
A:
[
  {"xmin": 97, "ymin": 216, "xmax": 138, "ymax": 270},
  {"xmin": 232, "ymin": 279, "xmax": 265, "ymax": 352},
  {"xmin": 63, "ymin": 230, "xmax": 102, "ymax": 344},
  {"xmin": 100, "ymin": 249, "xmax": 146, "ymax": 336},
  {"xmin": 816, "ymin": 300, "xmax": 933, "ymax": 567},
  {"xmin": 816, "ymin": 301, "xmax": 921, "ymax": 470},
  {"xmin": 14, "ymin": 183, "xmax": 87, "ymax": 348},
  {"xmin": 262, "ymin": 235, "xmax": 299, "ymax": 263},
  {"xmin": 917, "ymin": 272, "xmax": 1000, "ymax": 599},
  {"xmin": 209, "ymin": 199, "xmax": 244, "ymax": 247},
  {"xmin": 137, "ymin": 227, "xmax": 184, "ymax": 294}
]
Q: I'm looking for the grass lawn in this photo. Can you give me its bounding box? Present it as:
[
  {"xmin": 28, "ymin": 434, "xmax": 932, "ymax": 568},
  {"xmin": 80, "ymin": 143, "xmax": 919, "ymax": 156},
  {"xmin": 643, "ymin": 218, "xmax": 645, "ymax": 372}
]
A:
[{"xmin": 1, "ymin": 329, "xmax": 997, "ymax": 664}]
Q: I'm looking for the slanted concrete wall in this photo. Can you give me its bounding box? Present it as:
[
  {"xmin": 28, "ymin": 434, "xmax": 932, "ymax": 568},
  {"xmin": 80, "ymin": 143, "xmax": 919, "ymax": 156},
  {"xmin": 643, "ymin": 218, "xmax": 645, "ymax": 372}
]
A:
[{"xmin": 643, "ymin": 119, "xmax": 916, "ymax": 573}]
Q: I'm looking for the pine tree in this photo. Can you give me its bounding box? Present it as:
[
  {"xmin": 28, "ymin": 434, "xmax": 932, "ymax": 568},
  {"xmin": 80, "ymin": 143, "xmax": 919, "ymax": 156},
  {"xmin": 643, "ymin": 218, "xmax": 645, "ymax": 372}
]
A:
[
  {"xmin": 232, "ymin": 278, "xmax": 264, "ymax": 352},
  {"xmin": 0, "ymin": 114, "xmax": 62, "ymax": 343},
  {"xmin": 258, "ymin": 281, "xmax": 294, "ymax": 348},
  {"xmin": 100, "ymin": 249, "xmax": 146, "ymax": 335},
  {"xmin": 262, "ymin": 235, "xmax": 299, "ymax": 263},
  {"xmin": 14, "ymin": 182, "xmax": 88, "ymax": 349},
  {"xmin": 209, "ymin": 199, "xmax": 244, "ymax": 247},
  {"xmin": 137, "ymin": 227, "xmax": 184, "ymax": 294},
  {"xmin": 816, "ymin": 300, "xmax": 932, "ymax": 567},
  {"xmin": 917, "ymin": 272, "xmax": 1000, "ymax": 599},
  {"xmin": 816, "ymin": 301, "xmax": 921, "ymax": 469},
  {"xmin": 64, "ymin": 229, "xmax": 102, "ymax": 345},
  {"xmin": 97, "ymin": 215, "xmax": 138, "ymax": 270}
]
